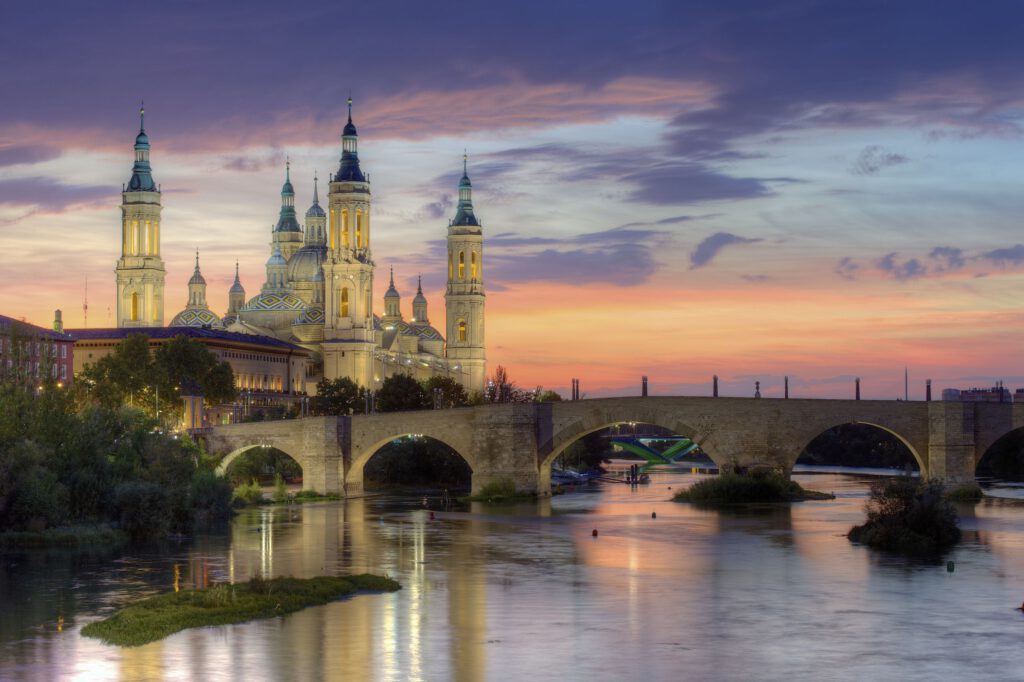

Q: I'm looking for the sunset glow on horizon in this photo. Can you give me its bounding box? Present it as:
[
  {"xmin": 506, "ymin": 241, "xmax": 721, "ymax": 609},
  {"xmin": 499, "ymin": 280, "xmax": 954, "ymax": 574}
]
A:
[{"xmin": 4, "ymin": 2, "xmax": 1024, "ymax": 399}]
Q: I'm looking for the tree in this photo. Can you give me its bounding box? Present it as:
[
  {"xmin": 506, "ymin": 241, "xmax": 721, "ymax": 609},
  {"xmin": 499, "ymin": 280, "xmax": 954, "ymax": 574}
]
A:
[
  {"xmin": 536, "ymin": 389, "xmax": 562, "ymax": 402},
  {"xmin": 422, "ymin": 376, "xmax": 469, "ymax": 409},
  {"xmin": 152, "ymin": 335, "xmax": 236, "ymax": 407},
  {"xmin": 313, "ymin": 376, "xmax": 364, "ymax": 415},
  {"xmin": 376, "ymin": 374, "xmax": 430, "ymax": 412},
  {"xmin": 79, "ymin": 334, "xmax": 156, "ymax": 409}
]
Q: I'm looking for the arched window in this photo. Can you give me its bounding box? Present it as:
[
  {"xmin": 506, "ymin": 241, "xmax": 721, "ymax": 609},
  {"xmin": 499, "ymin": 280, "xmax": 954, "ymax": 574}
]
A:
[
  {"xmin": 340, "ymin": 288, "xmax": 349, "ymax": 317},
  {"xmin": 471, "ymin": 252, "xmax": 478, "ymax": 279},
  {"xmin": 329, "ymin": 210, "xmax": 336, "ymax": 249},
  {"xmin": 355, "ymin": 212, "xmax": 362, "ymax": 248},
  {"xmin": 458, "ymin": 319, "xmax": 467, "ymax": 342},
  {"xmin": 342, "ymin": 210, "xmax": 349, "ymax": 248},
  {"xmin": 458, "ymin": 251, "xmax": 465, "ymax": 279},
  {"xmin": 130, "ymin": 293, "xmax": 139, "ymax": 321},
  {"xmin": 448, "ymin": 252, "xmax": 453, "ymax": 280}
]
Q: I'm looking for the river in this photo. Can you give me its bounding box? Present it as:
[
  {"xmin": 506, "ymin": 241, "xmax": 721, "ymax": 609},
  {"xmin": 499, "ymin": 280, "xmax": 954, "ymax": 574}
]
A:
[{"xmin": 1, "ymin": 468, "xmax": 1023, "ymax": 681}]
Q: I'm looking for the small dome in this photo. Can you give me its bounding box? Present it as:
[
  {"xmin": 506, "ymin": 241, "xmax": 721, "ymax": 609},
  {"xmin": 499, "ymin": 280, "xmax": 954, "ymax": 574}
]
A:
[
  {"xmin": 135, "ymin": 131, "xmax": 149, "ymax": 148},
  {"xmin": 286, "ymin": 245, "xmax": 327, "ymax": 283},
  {"xmin": 343, "ymin": 119, "xmax": 357, "ymax": 137},
  {"xmin": 241, "ymin": 292, "xmax": 306, "ymax": 312},
  {"xmin": 266, "ymin": 249, "xmax": 287, "ymax": 268},
  {"xmin": 229, "ymin": 278, "xmax": 245, "ymax": 295},
  {"xmin": 305, "ymin": 202, "xmax": 326, "ymax": 219},
  {"xmin": 170, "ymin": 308, "xmax": 224, "ymax": 329},
  {"xmin": 413, "ymin": 289, "xmax": 427, "ymax": 306}
]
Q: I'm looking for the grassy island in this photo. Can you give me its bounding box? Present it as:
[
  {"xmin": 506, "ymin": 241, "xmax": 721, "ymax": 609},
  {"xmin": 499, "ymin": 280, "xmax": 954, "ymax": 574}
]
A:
[
  {"xmin": 673, "ymin": 470, "xmax": 833, "ymax": 506},
  {"xmin": 462, "ymin": 478, "xmax": 535, "ymax": 503},
  {"xmin": 848, "ymin": 479, "xmax": 961, "ymax": 556},
  {"xmin": 81, "ymin": 573, "xmax": 401, "ymax": 647}
]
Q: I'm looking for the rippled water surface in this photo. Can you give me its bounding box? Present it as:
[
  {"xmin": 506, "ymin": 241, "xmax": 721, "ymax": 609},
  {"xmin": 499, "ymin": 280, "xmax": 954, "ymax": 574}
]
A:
[{"xmin": 2, "ymin": 469, "xmax": 1024, "ymax": 681}]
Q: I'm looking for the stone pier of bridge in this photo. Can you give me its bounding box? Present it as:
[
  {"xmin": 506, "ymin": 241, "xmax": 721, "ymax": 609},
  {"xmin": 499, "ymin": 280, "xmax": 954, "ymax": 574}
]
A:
[{"xmin": 202, "ymin": 396, "xmax": 1024, "ymax": 496}]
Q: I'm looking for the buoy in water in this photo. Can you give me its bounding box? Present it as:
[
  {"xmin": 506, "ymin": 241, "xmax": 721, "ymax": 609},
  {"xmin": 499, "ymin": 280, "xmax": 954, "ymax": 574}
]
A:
[
  {"xmin": 592, "ymin": 529, "xmax": 598, "ymax": 537},
  {"xmin": 946, "ymin": 561, "xmax": 955, "ymax": 573}
]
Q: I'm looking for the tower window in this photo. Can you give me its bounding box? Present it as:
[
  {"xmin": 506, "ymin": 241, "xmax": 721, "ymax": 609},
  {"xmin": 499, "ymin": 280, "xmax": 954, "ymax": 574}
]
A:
[
  {"xmin": 340, "ymin": 288, "xmax": 349, "ymax": 317},
  {"xmin": 471, "ymin": 252, "xmax": 478, "ymax": 279},
  {"xmin": 459, "ymin": 251, "xmax": 465, "ymax": 279},
  {"xmin": 131, "ymin": 293, "xmax": 139, "ymax": 321},
  {"xmin": 342, "ymin": 211, "xmax": 349, "ymax": 248},
  {"xmin": 448, "ymin": 253, "xmax": 453, "ymax": 280},
  {"xmin": 458, "ymin": 319, "xmax": 467, "ymax": 342},
  {"xmin": 356, "ymin": 212, "xmax": 362, "ymax": 249}
]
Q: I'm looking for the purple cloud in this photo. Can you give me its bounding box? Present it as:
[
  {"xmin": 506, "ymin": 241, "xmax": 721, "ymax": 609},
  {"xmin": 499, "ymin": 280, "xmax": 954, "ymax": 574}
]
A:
[
  {"xmin": 878, "ymin": 253, "xmax": 927, "ymax": 280},
  {"xmin": 690, "ymin": 232, "xmax": 762, "ymax": 269},
  {"xmin": 0, "ymin": 145, "xmax": 60, "ymax": 167},
  {"xmin": 981, "ymin": 244, "xmax": 1024, "ymax": 265},
  {"xmin": 0, "ymin": 177, "xmax": 111, "ymax": 212},
  {"xmin": 850, "ymin": 145, "xmax": 909, "ymax": 176},
  {"xmin": 928, "ymin": 246, "xmax": 965, "ymax": 271},
  {"xmin": 835, "ymin": 257, "xmax": 859, "ymax": 281}
]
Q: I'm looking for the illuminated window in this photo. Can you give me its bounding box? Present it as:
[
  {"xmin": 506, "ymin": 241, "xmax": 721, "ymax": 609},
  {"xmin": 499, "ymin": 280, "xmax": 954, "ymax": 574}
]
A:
[
  {"xmin": 355, "ymin": 212, "xmax": 362, "ymax": 248},
  {"xmin": 458, "ymin": 251, "xmax": 465, "ymax": 279},
  {"xmin": 340, "ymin": 288, "xmax": 349, "ymax": 317},
  {"xmin": 342, "ymin": 211, "xmax": 349, "ymax": 248},
  {"xmin": 458, "ymin": 319, "xmax": 467, "ymax": 342},
  {"xmin": 448, "ymin": 253, "xmax": 453, "ymax": 280},
  {"xmin": 471, "ymin": 252, "xmax": 477, "ymax": 279},
  {"xmin": 329, "ymin": 210, "xmax": 336, "ymax": 249},
  {"xmin": 130, "ymin": 293, "xmax": 139, "ymax": 321}
]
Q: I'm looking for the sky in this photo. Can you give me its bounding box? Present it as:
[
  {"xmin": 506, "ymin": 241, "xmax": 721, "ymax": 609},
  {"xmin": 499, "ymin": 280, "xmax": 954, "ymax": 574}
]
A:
[{"xmin": 2, "ymin": 1, "xmax": 1024, "ymax": 399}]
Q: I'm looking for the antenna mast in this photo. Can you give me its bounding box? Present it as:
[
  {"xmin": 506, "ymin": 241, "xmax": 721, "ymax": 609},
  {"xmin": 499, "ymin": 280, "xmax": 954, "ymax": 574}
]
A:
[{"xmin": 83, "ymin": 277, "xmax": 89, "ymax": 328}]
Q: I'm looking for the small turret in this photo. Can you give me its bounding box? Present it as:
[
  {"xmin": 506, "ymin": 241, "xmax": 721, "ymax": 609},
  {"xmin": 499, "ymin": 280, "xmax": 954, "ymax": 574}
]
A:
[
  {"xmin": 383, "ymin": 266, "xmax": 402, "ymax": 322},
  {"xmin": 228, "ymin": 261, "xmax": 246, "ymax": 315},
  {"xmin": 187, "ymin": 250, "xmax": 207, "ymax": 307},
  {"xmin": 451, "ymin": 152, "xmax": 479, "ymax": 227},
  {"xmin": 127, "ymin": 105, "xmax": 158, "ymax": 193},
  {"xmin": 412, "ymin": 275, "xmax": 429, "ymax": 325},
  {"xmin": 335, "ymin": 97, "xmax": 365, "ymax": 182}
]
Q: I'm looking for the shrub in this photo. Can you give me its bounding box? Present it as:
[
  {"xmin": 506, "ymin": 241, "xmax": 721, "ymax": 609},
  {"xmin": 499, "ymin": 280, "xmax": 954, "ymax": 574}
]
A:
[
  {"xmin": 673, "ymin": 470, "xmax": 811, "ymax": 506},
  {"xmin": 848, "ymin": 479, "xmax": 961, "ymax": 556},
  {"xmin": 471, "ymin": 478, "xmax": 518, "ymax": 501},
  {"xmin": 190, "ymin": 470, "xmax": 234, "ymax": 525},
  {"xmin": 233, "ymin": 480, "xmax": 264, "ymax": 506},
  {"xmin": 272, "ymin": 474, "xmax": 288, "ymax": 504},
  {"xmin": 114, "ymin": 481, "xmax": 171, "ymax": 543},
  {"xmin": 945, "ymin": 483, "xmax": 983, "ymax": 503}
]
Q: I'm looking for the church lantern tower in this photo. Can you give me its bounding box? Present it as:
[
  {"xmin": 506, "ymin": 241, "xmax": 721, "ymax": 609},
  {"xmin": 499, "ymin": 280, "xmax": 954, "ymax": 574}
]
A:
[
  {"xmin": 116, "ymin": 106, "xmax": 166, "ymax": 327},
  {"xmin": 322, "ymin": 98, "xmax": 376, "ymax": 387},
  {"xmin": 272, "ymin": 160, "xmax": 303, "ymax": 262},
  {"xmin": 227, "ymin": 261, "xmax": 246, "ymax": 316},
  {"xmin": 444, "ymin": 154, "xmax": 486, "ymax": 393}
]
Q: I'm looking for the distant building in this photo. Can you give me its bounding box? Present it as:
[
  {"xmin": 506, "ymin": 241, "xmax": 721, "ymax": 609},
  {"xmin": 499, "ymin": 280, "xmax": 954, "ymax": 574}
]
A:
[
  {"xmin": 67, "ymin": 326, "xmax": 312, "ymax": 424},
  {"xmin": 941, "ymin": 384, "xmax": 1013, "ymax": 403},
  {"xmin": 0, "ymin": 310, "xmax": 75, "ymax": 387}
]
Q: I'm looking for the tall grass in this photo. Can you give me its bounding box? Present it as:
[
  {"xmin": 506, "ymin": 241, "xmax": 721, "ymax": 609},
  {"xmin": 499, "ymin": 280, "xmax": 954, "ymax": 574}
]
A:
[
  {"xmin": 848, "ymin": 479, "xmax": 961, "ymax": 556},
  {"xmin": 673, "ymin": 470, "xmax": 829, "ymax": 506}
]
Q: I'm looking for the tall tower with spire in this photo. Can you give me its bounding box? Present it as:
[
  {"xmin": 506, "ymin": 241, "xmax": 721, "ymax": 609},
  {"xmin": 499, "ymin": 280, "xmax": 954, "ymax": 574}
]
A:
[
  {"xmin": 116, "ymin": 105, "xmax": 166, "ymax": 327},
  {"xmin": 272, "ymin": 159, "xmax": 303, "ymax": 261},
  {"xmin": 322, "ymin": 98, "xmax": 376, "ymax": 386},
  {"xmin": 445, "ymin": 154, "xmax": 486, "ymax": 393},
  {"xmin": 227, "ymin": 261, "xmax": 246, "ymax": 317}
]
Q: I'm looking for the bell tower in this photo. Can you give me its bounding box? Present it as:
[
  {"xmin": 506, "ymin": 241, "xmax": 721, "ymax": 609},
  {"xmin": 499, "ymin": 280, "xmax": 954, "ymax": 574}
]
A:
[
  {"xmin": 322, "ymin": 98, "xmax": 376, "ymax": 387},
  {"xmin": 116, "ymin": 105, "xmax": 165, "ymax": 327},
  {"xmin": 444, "ymin": 154, "xmax": 486, "ymax": 393}
]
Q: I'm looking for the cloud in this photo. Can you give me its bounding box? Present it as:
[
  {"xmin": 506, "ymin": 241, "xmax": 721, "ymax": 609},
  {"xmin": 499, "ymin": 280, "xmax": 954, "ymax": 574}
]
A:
[
  {"xmin": 850, "ymin": 145, "xmax": 909, "ymax": 175},
  {"xmin": 877, "ymin": 252, "xmax": 927, "ymax": 280},
  {"xmin": 223, "ymin": 150, "xmax": 285, "ymax": 173},
  {"xmin": 623, "ymin": 162, "xmax": 778, "ymax": 205},
  {"xmin": 416, "ymin": 194, "xmax": 453, "ymax": 220},
  {"xmin": 488, "ymin": 244, "xmax": 655, "ymax": 286},
  {"xmin": 835, "ymin": 257, "xmax": 860, "ymax": 281},
  {"xmin": 0, "ymin": 177, "xmax": 111, "ymax": 213},
  {"xmin": 928, "ymin": 246, "xmax": 965, "ymax": 271},
  {"xmin": 981, "ymin": 244, "xmax": 1024, "ymax": 265},
  {"xmin": 690, "ymin": 232, "xmax": 761, "ymax": 269},
  {"xmin": 0, "ymin": 145, "xmax": 61, "ymax": 167},
  {"xmin": 741, "ymin": 274, "xmax": 770, "ymax": 282}
]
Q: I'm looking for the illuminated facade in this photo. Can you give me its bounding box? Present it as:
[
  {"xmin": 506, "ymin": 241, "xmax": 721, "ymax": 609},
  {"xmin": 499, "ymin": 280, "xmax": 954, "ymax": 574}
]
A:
[{"xmin": 112, "ymin": 101, "xmax": 486, "ymax": 394}]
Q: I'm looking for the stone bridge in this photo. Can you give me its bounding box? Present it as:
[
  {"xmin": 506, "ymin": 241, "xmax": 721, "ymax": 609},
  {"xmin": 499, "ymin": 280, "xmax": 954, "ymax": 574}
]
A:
[{"xmin": 201, "ymin": 396, "xmax": 1024, "ymax": 496}]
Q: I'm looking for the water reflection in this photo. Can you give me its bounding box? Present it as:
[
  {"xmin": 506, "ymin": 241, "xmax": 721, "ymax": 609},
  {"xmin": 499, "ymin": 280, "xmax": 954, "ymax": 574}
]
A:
[{"xmin": 3, "ymin": 470, "xmax": 1024, "ymax": 681}]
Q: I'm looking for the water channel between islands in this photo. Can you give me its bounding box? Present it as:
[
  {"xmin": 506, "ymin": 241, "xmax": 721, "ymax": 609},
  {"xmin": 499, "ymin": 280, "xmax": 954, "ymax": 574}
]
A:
[{"xmin": 2, "ymin": 468, "xmax": 1023, "ymax": 682}]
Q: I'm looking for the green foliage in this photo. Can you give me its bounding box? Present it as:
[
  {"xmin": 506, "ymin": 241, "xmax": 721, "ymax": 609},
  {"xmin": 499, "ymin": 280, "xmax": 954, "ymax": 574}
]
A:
[
  {"xmin": 848, "ymin": 479, "xmax": 961, "ymax": 556},
  {"xmin": 376, "ymin": 374, "xmax": 430, "ymax": 412},
  {"xmin": 233, "ymin": 480, "xmax": 265, "ymax": 506},
  {"xmin": 272, "ymin": 474, "xmax": 289, "ymax": 503},
  {"xmin": 555, "ymin": 430, "xmax": 610, "ymax": 473},
  {"xmin": 312, "ymin": 376, "xmax": 364, "ymax": 415},
  {"xmin": 0, "ymin": 523, "xmax": 125, "ymax": 549},
  {"xmin": 673, "ymin": 470, "xmax": 825, "ymax": 506},
  {"xmin": 363, "ymin": 436, "xmax": 471, "ymax": 489},
  {"xmin": 189, "ymin": 470, "xmax": 234, "ymax": 525},
  {"xmin": 535, "ymin": 389, "xmax": 562, "ymax": 402},
  {"xmin": 945, "ymin": 483, "xmax": 984, "ymax": 502},
  {"xmin": 114, "ymin": 482, "xmax": 170, "ymax": 542},
  {"xmin": 467, "ymin": 477, "xmax": 520, "ymax": 502},
  {"xmin": 798, "ymin": 424, "xmax": 918, "ymax": 470},
  {"xmin": 80, "ymin": 573, "xmax": 401, "ymax": 647},
  {"xmin": 422, "ymin": 376, "xmax": 469, "ymax": 409}
]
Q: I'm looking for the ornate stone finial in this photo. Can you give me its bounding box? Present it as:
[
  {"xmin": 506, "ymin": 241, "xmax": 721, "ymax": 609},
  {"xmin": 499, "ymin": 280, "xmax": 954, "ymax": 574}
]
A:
[
  {"xmin": 754, "ymin": 381, "xmax": 761, "ymax": 399},
  {"xmin": 347, "ymin": 96, "xmax": 353, "ymax": 121},
  {"xmin": 313, "ymin": 171, "xmax": 319, "ymax": 203},
  {"xmin": 389, "ymin": 265, "xmax": 395, "ymax": 286},
  {"xmin": 235, "ymin": 259, "xmax": 240, "ymax": 278},
  {"xmin": 417, "ymin": 274, "xmax": 423, "ymax": 294},
  {"xmin": 139, "ymin": 101, "xmax": 145, "ymax": 130},
  {"xmin": 463, "ymin": 149, "xmax": 468, "ymax": 175},
  {"xmin": 285, "ymin": 157, "xmax": 290, "ymax": 182},
  {"xmin": 195, "ymin": 249, "xmax": 200, "ymax": 269}
]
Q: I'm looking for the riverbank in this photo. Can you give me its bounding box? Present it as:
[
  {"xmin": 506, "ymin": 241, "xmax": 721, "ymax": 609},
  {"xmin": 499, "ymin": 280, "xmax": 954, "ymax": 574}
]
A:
[
  {"xmin": 0, "ymin": 524, "xmax": 126, "ymax": 549},
  {"xmin": 81, "ymin": 573, "xmax": 401, "ymax": 647}
]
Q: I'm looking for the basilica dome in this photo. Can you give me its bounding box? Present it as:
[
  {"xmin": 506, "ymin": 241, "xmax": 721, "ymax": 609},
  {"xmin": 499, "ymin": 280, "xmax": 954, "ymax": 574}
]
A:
[
  {"xmin": 287, "ymin": 245, "xmax": 327, "ymax": 283},
  {"xmin": 169, "ymin": 308, "xmax": 225, "ymax": 329}
]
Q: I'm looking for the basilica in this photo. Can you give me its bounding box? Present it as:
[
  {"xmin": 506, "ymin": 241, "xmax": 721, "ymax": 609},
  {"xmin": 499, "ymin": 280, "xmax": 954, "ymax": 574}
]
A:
[{"xmin": 113, "ymin": 101, "xmax": 486, "ymax": 395}]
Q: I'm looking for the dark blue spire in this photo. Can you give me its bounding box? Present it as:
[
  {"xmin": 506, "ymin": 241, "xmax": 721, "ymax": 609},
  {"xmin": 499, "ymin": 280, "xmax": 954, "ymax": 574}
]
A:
[
  {"xmin": 336, "ymin": 96, "xmax": 366, "ymax": 182},
  {"xmin": 127, "ymin": 104, "xmax": 158, "ymax": 192},
  {"xmin": 451, "ymin": 152, "xmax": 478, "ymax": 227},
  {"xmin": 275, "ymin": 159, "xmax": 301, "ymax": 233}
]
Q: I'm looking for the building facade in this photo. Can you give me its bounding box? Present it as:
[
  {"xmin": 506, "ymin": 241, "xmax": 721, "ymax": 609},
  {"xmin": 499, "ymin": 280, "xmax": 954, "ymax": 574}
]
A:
[
  {"xmin": 0, "ymin": 311, "xmax": 75, "ymax": 387},
  {"xmin": 121, "ymin": 100, "xmax": 486, "ymax": 395}
]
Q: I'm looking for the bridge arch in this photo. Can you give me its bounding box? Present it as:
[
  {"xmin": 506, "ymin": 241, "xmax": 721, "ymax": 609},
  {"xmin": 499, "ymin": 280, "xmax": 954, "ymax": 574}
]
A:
[
  {"xmin": 544, "ymin": 414, "xmax": 721, "ymax": 473},
  {"xmin": 215, "ymin": 444, "xmax": 306, "ymax": 479},
  {"xmin": 976, "ymin": 426, "xmax": 1024, "ymax": 481},
  {"xmin": 347, "ymin": 431, "xmax": 475, "ymax": 489},
  {"xmin": 791, "ymin": 421, "xmax": 926, "ymax": 474}
]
